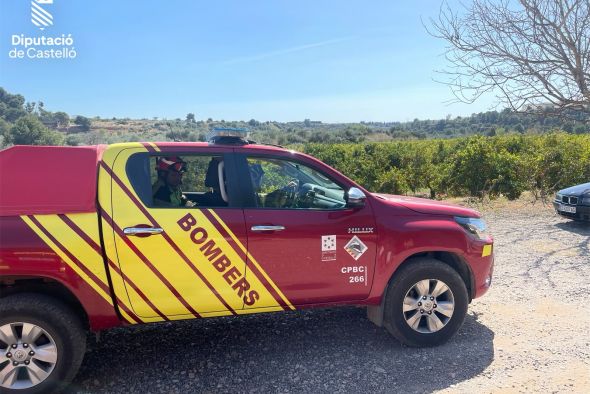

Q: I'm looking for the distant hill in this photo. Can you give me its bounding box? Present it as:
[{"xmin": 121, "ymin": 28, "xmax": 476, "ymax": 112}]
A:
[{"xmin": 1, "ymin": 86, "xmax": 588, "ymax": 147}]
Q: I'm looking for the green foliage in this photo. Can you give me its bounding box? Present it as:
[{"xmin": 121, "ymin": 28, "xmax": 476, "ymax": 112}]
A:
[
  {"xmin": 74, "ymin": 115, "xmax": 91, "ymax": 131},
  {"xmin": 7, "ymin": 115, "xmax": 64, "ymax": 145},
  {"xmin": 519, "ymin": 134, "xmax": 590, "ymax": 199},
  {"xmin": 0, "ymin": 88, "xmax": 27, "ymax": 123},
  {"xmin": 0, "ymin": 118, "xmax": 9, "ymax": 138},
  {"xmin": 301, "ymin": 134, "xmax": 590, "ymax": 200},
  {"xmin": 443, "ymin": 136, "xmax": 523, "ymax": 199},
  {"xmin": 53, "ymin": 112, "xmax": 70, "ymax": 128}
]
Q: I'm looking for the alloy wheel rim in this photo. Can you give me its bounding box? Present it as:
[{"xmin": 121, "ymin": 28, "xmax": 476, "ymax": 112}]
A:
[
  {"xmin": 0, "ymin": 322, "xmax": 58, "ymax": 389},
  {"xmin": 402, "ymin": 279, "xmax": 455, "ymax": 334}
]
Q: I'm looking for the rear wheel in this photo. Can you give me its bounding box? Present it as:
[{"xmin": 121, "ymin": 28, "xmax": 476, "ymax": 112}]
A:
[
  {"xmin": 0, "ymin": 294, "xmax": 86, "ymax": 394},
  {"xmin": 383, "ymin": 258, "xmax": 468, "ymax": 347}
]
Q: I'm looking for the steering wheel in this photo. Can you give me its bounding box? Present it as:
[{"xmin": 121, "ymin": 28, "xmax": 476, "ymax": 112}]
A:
[
  {"xmin": 281, "ymin": 179, "xmax": 299, "ymax": 208},
  {"xmin": 296, "ymin": 183, "xmax": 318, "ymax": 208}
]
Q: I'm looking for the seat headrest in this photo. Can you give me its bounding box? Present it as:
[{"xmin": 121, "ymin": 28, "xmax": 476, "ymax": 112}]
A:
[{"xmin": 205, "ymin": 158, "xmax": 221, "ymax": 188}]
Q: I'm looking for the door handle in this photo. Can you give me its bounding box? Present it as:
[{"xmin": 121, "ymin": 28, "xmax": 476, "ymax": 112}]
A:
[
  {"xmin": 251, "ymin": 225, "xmax": 286, "ymax": 232},
  {"xmin": 123, "ymin": 227, "xmax": 164, "ymax": 236}
]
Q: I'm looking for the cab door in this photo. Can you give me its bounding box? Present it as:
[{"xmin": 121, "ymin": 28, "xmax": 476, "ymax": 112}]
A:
[
  {"xmin": 100, "ymin": 144, "xmax": 249, "ymax": 320},
  {"xmin": 238, "ymin": 153, "xmax": 378, "ymax": 309}
]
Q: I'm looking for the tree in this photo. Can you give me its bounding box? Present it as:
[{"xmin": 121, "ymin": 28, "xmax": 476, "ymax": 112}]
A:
[
  {"xmin": 53, "ymin": 112, "xmax": 70, "ymax": 128},
  {"xmin": 74, "ymin": 115, "xmax": 91, "ymax": 131},
  {"xmin": 24, "ymin": 102, "xmax": 36, "ymax": 114},
  {"xmin": 36, "ymin": 101, "xmax": 50, "ymax": 120},
  {"xmin": 7, "ymin": 115, "xmax": 64, "ymax": 145},
  {"xmin": 186, "ymin": 113, "xmax": 196, "ymax": 123},
  {"xmin": 0, "ymin": 88, "xmax": 27, "ymax": 122},
  {"xmin": 0, "ymin": 118, "xmax": 9, "ymax": 138},
  {"xmin": 429, "ymin": 0, "xmax": 590, "ymax": 118}
]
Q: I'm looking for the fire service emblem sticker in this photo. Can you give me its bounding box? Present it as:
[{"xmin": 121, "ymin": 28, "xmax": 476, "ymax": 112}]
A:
[
  {"xmin": 344, "ymin": 236, "xmax": 367, "ymax": 261},
  {"xmin": 321, "ymin": 235, "xmax": 337, "ymax": 261}
]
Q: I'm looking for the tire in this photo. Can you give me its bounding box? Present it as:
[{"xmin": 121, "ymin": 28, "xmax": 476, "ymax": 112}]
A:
[
  {"xmin": 0, "ymin": 294, "xmax": 86, "ymax": 394},
  {"xmin": 383, "ymin": 258, "xmax": 468, "ymax": 347}
]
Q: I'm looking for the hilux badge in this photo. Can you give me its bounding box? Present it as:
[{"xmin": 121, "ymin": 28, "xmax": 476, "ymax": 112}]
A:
[{"xmin": 344, "ymin": 236, "xmax": 368, "ymax": 261}]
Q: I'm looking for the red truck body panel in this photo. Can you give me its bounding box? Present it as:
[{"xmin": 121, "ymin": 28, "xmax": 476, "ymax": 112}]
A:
[
  {"xmin": 0, "ymin": 145, "xmax": 106, "ymax": 216},
  {"xmin": 0, "ymin": 216, "xmax": 120, "ymax": 330}
]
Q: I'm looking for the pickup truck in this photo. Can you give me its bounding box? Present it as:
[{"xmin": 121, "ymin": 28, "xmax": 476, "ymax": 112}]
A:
[{"xmin": 0, "ymin": 136, "xmax": 494, "ymax": 393}]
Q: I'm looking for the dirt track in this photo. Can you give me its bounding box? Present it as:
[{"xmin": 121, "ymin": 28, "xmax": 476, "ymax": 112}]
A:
[
  {"xmin": 72, "ymin": 201, "xmax": 590, "ymax": 393},
  {"xmin": 442, "ymin": 201, "xmax": 590, "ymax": 393}
]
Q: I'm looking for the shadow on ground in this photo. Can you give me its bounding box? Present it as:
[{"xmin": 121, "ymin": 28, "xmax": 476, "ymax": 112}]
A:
[
  {"xmin": 72, "ymin": 307, "xmax": 494, "ymax": 393},
  {"xmin": 555, "ymin": 220, "xmax": 590, "ymax": 236}
]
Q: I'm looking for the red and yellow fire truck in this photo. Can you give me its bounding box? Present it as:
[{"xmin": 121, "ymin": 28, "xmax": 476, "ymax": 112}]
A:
[{"xmin": 0, "ymin": 133, "xmax": 493, "ymax": 393}]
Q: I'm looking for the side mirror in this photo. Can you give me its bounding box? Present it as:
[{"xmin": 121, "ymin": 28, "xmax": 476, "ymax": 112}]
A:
[{"xmin": 346, "ymin": 187, "xmax": 366, "ymax": 208}]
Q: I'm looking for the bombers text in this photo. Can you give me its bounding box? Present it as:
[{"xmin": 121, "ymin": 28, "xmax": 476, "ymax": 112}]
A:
[{"xmin": 177, "ymin": 213, "xmax": 259, "ymax": 306}]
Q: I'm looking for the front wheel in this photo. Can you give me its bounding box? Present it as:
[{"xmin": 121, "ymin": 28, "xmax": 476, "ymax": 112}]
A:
[
  {"xmin": 0, "ymin": 294, "xmax": 86, "ymax": 394},
  {"xmin": 383, "ymin": 258, "xmax": 468, "ymax": 347}
]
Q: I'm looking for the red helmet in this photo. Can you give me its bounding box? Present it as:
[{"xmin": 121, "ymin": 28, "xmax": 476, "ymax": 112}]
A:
[{"xmin": 156, "ymin": 157, "xmax": 186, "ymax": 173}]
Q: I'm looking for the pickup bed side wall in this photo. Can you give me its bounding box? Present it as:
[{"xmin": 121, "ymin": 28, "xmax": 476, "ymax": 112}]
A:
[{"xmin": 0, "ymin": 215, "xmax": 123, "ymax": 330}]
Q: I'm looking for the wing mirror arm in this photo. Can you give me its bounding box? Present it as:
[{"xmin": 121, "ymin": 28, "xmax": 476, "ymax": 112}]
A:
[{"xmin": 346, "ymin": 187, "xmax": 366, "ymax": 208}]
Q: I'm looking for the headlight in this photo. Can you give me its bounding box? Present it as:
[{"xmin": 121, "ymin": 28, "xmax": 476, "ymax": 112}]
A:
[
  {"xmin": 455, "ymin": 216, "xmax": 489, "ymax": 240},
  {"xmin": 582, "ymin": 195, "xmax": 590, "ymax": 205},
  {"xmin": 555, "ymin": 193, "xmax": 563, "ymax": 202}
]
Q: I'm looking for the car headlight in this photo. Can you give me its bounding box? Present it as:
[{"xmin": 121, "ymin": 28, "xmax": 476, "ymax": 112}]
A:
[
  {"xmin": 582, "ymin": 195, "xmax": 590, "ymax": 205},
  {"xmin": 455, "ymin": 216, "xmax": 489, "ymax": 240},
  {"xmin": 555, "ymin": 193, "xmax": 563, "ymax": 202}
]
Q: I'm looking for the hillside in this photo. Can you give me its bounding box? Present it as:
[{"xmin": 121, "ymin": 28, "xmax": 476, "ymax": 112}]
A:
[{"xmin": 1, "ymin": 87, "xmax": 588, "ymax": 148}]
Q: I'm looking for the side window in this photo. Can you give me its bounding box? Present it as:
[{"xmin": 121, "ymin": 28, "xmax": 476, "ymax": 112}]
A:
[
  {"xmin": 147, "ymin": 155, "xmax": 229, "ymax": 208},
  {"xmin": 247, "ymin": 157, "xmax": 346, "ymax": 210}
]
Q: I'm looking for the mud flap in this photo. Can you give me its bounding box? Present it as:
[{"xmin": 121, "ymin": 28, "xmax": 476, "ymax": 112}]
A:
[
  {"xmin": 367, "ymin": 283, "xmax": 389, "ymax": 327},
  {"xmin": 367, "ymin": 304, "xmax": 384, "ymax": 327}
]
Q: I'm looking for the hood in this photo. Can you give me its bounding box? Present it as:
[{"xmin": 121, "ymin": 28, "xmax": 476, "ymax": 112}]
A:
[
  {"xmin": 373, "ymin": 193, "xmax": 480, "ymax": 218},
  {"xmin": 558, "ymin": 182, "xmax": 590, "ymax": 196}
]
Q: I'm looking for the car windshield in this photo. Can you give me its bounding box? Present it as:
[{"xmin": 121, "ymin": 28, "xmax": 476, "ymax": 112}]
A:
[{"xmin": 282, "ymin": 162, "xmax": 342, "ymax": 190}]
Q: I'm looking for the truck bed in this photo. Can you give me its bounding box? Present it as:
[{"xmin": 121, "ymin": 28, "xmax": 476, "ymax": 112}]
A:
[{"xmin": 0, "ymin": 145, "xmax": 106, "ymax": 216}]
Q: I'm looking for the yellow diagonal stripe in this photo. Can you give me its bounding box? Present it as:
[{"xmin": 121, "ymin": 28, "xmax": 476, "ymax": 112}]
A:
[
  {"xmin": 20, "ymin": 215, "xmax": 114, "ymax": 309},
  {"xmin": 67, "ymin": 214, "xmax": 164, "ymax": 323},
  {"xmin": 207, "ymin": 209, "xmax": 295, "ymax": 310}
]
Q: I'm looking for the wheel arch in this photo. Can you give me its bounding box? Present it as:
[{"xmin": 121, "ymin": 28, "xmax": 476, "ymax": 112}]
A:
[{"xmin": 0, "ymin": 275, "xmax": 90, "ymax": 331}]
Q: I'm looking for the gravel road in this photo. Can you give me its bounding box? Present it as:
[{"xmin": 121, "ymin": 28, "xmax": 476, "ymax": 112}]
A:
[{"xmin": 72, "ymin": 202, "xmax": 590, "ymax": 393}]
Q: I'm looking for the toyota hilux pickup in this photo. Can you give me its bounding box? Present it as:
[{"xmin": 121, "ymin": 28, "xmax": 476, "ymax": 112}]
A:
[{"xmin": 0, "ymin": 134, "xmax": 494, "ymax": 393}]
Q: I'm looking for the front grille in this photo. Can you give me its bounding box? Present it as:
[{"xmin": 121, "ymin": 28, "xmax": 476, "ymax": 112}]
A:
[{"xmin": 561, "ymin": 195, "xmax": 579, "ymax": 205}]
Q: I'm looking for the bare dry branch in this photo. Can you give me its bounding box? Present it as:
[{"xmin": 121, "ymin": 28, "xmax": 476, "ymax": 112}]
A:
[{"xmin": 427, "ymin": 0, "xmax": 590, "ymax": 120}]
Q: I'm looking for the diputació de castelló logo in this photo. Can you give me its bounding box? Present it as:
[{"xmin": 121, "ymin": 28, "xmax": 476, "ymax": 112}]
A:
[
  {"xmin": 31, "ymin": 0, "xmax": 53, "ymax": 30},
  {"xmin": 8, "ymin": 0, "xmax": 78, "ymax": 60}
]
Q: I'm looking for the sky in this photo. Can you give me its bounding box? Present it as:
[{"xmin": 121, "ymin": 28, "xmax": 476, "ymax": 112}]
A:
[{"xmin": 0, "ymin": 0, "xmax": 498, "ymax": 122}]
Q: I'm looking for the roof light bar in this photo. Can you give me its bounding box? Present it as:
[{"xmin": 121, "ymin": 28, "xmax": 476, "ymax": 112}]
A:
[{"xmin": 207, "ymin": 127, "xmax": 250, "ymax": 145}]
